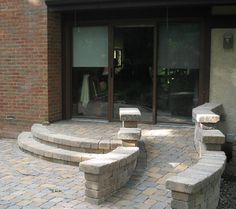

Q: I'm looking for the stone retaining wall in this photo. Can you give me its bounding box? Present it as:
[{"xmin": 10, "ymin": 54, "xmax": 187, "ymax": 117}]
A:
[
  {"xmin": 166, "ymin": 151, "xmax": 226, "ymax": 209},
  {"xmin": 80, "ymin": 146, "xmax": 139, "ymax": 204}
]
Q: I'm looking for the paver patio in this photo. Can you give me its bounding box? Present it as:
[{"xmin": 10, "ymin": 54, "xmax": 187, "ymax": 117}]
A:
[{"xmin": 0, "ymin": 121, "xmax": 197, "ymax": 209}]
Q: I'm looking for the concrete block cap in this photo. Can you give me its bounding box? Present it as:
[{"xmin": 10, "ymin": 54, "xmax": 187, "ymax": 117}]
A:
[{"xmin": 119, "ymin": 108, "xmax": 141, "ymax": 121}]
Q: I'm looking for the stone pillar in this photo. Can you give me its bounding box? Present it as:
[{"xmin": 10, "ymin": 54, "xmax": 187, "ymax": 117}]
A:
[
  {"xmin": 192, "ymin": 103, "xmax": 225, "ymax": 157},
  {"xmin": 118, "ymin": 108, "xmax": 141, "ymax": 147}
]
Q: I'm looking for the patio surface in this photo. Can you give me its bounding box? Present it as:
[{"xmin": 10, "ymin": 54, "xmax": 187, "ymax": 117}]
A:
[{"xmin": 0, "ymin": 121, "xmax": 197, "ymax": 209}]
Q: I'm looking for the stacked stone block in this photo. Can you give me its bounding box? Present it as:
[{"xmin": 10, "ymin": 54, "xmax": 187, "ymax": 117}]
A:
[
  {"xmin": 201, "ymin": 129, "xmax": 225, "ymax": 151},
  {"xmin": 166, "ymin": 103, "xmax": 226, "ymax": 209},
  {"xmin": 192, "ymin": 103, "xmax": 225, "ymax": 157},
  {"xmin": 80, "ymin": 146, "xmax": 139, "ymax": 204},
  {"xmin": 118, "ymin": 108, "xmax": 141, "ymax": 147},
  {"xmin": 166, "ymin": 151, "xmax": 226, "ymax": 209}
]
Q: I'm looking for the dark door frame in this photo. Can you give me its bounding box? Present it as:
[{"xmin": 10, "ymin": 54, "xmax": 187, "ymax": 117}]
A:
[
  {"xmin": 108, "ymin": 23, "xmax": 114, "ymax": 121},
  {"xmin": 61, "ymin": 13, "xmax": 210, "ymax": 124},
  {"xmin": 62, "ymin": 14, "xmax": 73, "ymax": 120}
]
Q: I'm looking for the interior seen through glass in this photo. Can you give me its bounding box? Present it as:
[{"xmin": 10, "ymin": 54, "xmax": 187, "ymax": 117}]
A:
[
  {"xmin": 157, "ymin": 23, "xmax": 200, "ymax": 123},
  {"xmin": 113, "ymin": 27, "xmax": 154, "ymax": 122},
  {"xmin": 72, "ymin": 26, "xmax": 109, "ymax": 118},
  {"xmin": 72, "ymin": 24, "xmax": 200, "ymax": 123}
]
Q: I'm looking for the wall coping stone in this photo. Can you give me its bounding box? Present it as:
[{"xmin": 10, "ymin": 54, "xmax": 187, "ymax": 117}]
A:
[
  {"xmin": 166, "ymin": 151, "xmax": 226, "ymax": 194},
  {"xmin": 80, "ymin": 146, "xmax": 139, "ymax": 174},
  {"xmin": 119, "ymin": 108, "xmax": 141, "ymax": 121},
  {"xmin": 192, "ymin": 103, "xmax": 222, "ymax": 123}
]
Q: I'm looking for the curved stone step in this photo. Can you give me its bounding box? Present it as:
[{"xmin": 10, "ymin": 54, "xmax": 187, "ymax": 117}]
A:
[
  {"xmin": 31, "ymin": 124, "xmax": 122, "ymax": 153},
  {"xmin": 18, "ymin": 132, "xmax": 100, "ymax": 164}
]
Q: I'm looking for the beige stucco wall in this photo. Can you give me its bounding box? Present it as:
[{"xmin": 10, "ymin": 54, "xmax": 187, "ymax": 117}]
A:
[{"xmin": 210, "ymin": 29, "xmax": 236, "ymax": 137}]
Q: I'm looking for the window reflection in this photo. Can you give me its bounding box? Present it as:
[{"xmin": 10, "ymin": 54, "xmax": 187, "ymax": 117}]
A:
[{"xmin": 157, "ymin": 23, "xmax": 200, "ymax": 123}]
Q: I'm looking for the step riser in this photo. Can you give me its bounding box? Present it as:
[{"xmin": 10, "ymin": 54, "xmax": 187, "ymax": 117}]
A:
[
  {"xmin": 34, "ymin": 137, "xmax": 110, "ymax": 154},
  {"xmin": 18, "ymin": 132, "xmax": 99, "ymax": 165},
  {"xmin": 19, "ymin": 146, "xmax": 80, "ymax": 166},
  {"xmin": 31, "ymin": 124, "xmax": 121, "ymax": 153}
]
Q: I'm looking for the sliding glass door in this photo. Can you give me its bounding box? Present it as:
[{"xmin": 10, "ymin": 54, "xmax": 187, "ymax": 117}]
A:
[
  {"xmin": 157, "ymin": 23, "xmax": 200, "ymax": 123},
  {"xmin": 72, "ymin": 26, "xmax": 109, "ymax": 119},
  {"xmin": 70, "ymin": 22, "xmax": 200, "ymax": 124},
  {"xmin": 71, "ymin": 24, "xmax": 156, "ymax": 122}
]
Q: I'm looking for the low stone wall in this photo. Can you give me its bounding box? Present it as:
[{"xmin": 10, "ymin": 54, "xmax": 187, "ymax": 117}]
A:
[
  {"xmin": 80, "ymin": 146, "xmax": 139, "ymax": 204},
  {"xmin": 192, "ymin": 103, "xmax": 225, "ymax": 156},
  {"xmin": 166, "ymin": 103, "xmax": 226, "ymax": 209},
  {"xmin": 166, "ymin": 151, "xmax": 226, "ymax": 209}
]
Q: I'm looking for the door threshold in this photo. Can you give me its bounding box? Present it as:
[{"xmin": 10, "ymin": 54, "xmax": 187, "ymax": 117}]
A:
[
  {"xmin": 156, "ymin": 122, "xmax": 194, "ymax": 128},
  {"xmin": 72, "ymin": 117, "xmax": 109, "ymax": 123}
]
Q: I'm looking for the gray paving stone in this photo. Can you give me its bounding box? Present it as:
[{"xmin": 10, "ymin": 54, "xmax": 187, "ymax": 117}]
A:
[{"xmin": 0, "ymin": 121, "xmax": 196, "ymax": 209}]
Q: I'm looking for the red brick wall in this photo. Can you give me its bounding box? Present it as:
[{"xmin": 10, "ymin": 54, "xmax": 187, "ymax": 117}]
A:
[
  {"xmin": 0, "ymin": 0, "xmax": 62, "ymax": 138},
  {"xmin": 48, "ymin": 12, "xmax": 62, "ymax": 122}
]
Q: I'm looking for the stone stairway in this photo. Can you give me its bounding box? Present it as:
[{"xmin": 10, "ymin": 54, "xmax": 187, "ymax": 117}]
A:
[
  {"xmin": 17, "ymin": 108, "xmax": 147, "ymax": 167},
  {"xmin": 18, "ymin": 132, "xmax": 99, "ymax": 164},
  {"xmin": 17, "ymin": 124, "xmax": 122, "ymax": 165}
]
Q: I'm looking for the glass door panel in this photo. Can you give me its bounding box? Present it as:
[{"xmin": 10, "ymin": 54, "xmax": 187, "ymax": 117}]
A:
[
  {"xmin": 72, "ymin": 26, "xmax": 109, "ymax": 118},
  {"xmin": 157, "ymin": 23, "xmax": 200, "ymax": 123},
  {"xmin": 113, "ymin": 26, "xmax": 154, "ymax": 122}
]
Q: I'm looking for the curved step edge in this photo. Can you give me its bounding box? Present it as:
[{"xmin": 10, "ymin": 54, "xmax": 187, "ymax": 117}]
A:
[
  {"xmin": 31, "ymin": 124, "xmax": 122, "ymax": 151},
  {"xmin": 18, "ymin": 132, "xmax": 100, "ymax": 163}
]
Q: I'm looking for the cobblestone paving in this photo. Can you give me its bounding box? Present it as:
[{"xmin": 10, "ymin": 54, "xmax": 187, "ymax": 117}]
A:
[
  {"xmin": 0, "ymin": 122, "xmax": 197, "ymax": 209},
  {"xmin": 47, "ymin": 120, "xmax": 120, "ymax": 140}
]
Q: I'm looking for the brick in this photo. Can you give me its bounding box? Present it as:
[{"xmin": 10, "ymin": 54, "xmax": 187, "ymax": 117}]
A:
[
  {"xmin": 118, "ymin": 128, "xmax": 141, "ymax": 140},
  {"xmin": 171, "ymin": 199, "xmax": 194, "ymax": 209},
  {"xmin": 122, "ymin": 121, "xmax": 138, "ymax": 128},
  {"xmin": 85, "ymin": 188, "xmax": 108, "ymax": 199},
  {"xmin": 122, "ymin": 141, "xmax": 138, "ymax": 147},
  {"xmin": 0, "ymin": 0, "xmax": 62, "ymax": 138},
  {"xmin": 85, "ymin": 196, "xmax": 104, "ymax": 205},
  {"xmin": 172, "ymin": 192, "xmax": 194, "ymax": 202},
  {"xmin": 85, "ymin": 181, "xmax": 104, "ymax": 191}
]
